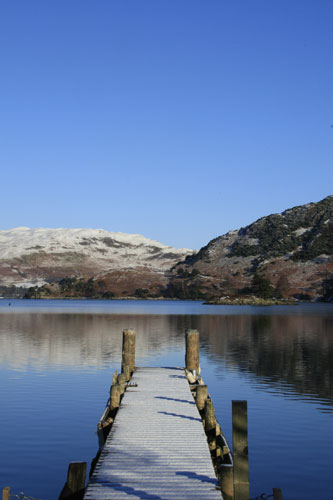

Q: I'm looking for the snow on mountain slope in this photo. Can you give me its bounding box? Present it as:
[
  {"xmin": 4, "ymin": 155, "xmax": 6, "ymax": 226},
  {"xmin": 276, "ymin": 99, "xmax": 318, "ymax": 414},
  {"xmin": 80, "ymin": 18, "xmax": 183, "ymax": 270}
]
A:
[{"xmin": 0, "ymin": 227, "xmax": 195, "ymax": 288}]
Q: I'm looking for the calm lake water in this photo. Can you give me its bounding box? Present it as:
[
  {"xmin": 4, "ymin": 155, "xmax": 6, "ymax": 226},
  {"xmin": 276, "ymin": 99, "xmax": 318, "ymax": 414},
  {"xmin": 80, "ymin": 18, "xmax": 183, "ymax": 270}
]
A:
[{"xmin": 0, "ymin": 299, "xmax": 332, "ymax": 500}]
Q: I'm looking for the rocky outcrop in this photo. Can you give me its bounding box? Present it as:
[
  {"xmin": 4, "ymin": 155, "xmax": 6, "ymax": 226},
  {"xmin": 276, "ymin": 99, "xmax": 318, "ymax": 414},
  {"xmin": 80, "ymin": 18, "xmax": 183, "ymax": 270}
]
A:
[{"xmin": 169, "ymin": 196, "xmax": 333, "ymax": 301}]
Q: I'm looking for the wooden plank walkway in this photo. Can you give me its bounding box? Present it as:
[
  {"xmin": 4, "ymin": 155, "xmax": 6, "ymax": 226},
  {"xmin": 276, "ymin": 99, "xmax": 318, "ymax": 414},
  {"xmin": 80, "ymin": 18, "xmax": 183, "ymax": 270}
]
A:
[{"xmin": 84, "ymin": 367, "xmax": 223, "ymax": 500}]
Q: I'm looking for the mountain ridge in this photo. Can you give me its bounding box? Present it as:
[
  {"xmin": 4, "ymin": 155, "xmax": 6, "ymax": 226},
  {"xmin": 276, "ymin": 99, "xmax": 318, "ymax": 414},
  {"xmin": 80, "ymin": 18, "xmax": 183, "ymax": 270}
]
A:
[{"xmin": 0, "ymin": 196, "xmax": 332, "ymax": 301}]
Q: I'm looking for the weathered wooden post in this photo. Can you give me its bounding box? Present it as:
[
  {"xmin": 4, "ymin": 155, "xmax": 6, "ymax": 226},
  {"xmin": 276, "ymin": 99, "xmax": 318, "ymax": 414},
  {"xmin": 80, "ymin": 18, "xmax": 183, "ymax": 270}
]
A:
[
  {"xmin": 204, "ymin": 398, "xmax": 217, "ymax": 452},
  {"xmin": 112, "ymin": 370, "xmax": 118, "ymax": 385},
  {"xmin": 195, "ymin": 384, "xmax": 208, "ymax": 411},
  {"xmin": 232, "ymin": 400, "xmax": 249, "ymax": 500},
  {"xmin": 121, "ymin": 329, "xmax": 136, "ymax": 380},
  {"xmin": 58, "ymin": 462, "xmax": 87, "ymax": 500},
  {"xmin": 123, "ymin": 364, "xmax": 131, "ymax": 382},
  {"xmin": 273, "ymin": 488, "xmax": 283, "ymax": 500},
  {"xmin": 2, "ymin": 487, "xmax": 10, "ymax": 500},
  {"xmin": 110, "ymin": 384, "xmax": 121, "ymax": 410},
  {"xmin": 117, "ymin": 372, "xmax": 127, "ymax": 395},
  {"xmin": 220, "ymin": 465, "xmax": 234, "ymax": 500},
  {"xmin": 185, "ymin": 329, "xmax": 199, "ymax": 372}
]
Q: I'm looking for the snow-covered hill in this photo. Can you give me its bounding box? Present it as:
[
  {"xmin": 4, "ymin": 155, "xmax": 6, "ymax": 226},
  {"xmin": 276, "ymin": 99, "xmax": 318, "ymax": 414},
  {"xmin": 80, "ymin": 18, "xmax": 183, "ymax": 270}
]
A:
[{"xmin": 0, "ymin": 227, "xmax": 195, "ymax": 289}]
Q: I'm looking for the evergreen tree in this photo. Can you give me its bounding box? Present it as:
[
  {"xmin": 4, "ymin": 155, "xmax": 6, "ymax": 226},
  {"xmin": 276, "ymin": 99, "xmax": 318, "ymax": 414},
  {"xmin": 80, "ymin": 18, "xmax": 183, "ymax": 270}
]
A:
[{"xmin": 251, "ymin": 273, "xmax": 274, "ymax": 299}]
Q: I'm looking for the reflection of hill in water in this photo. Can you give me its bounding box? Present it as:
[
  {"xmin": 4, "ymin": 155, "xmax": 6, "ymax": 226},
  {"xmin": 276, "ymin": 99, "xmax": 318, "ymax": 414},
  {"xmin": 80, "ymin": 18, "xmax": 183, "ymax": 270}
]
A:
[
  {"xmin": 0, "ymin": 313, "xmax": 191, "ymax": 369},
  {"xmin": 1, "ymin": 311, "xmax": 332, "ymax": 404},
  {"xmin": 192, "ymin": 315, "xmax": 333, "ymax": 404}
]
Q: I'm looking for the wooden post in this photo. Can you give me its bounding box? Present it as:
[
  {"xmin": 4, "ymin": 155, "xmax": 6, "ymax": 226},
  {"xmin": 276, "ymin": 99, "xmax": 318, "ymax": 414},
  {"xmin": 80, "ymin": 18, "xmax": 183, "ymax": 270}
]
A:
[
  {"xmin": 58, "ymin": 462, "xmax": 86, "ymax": 499},
  {"xmin": 66, "ymin": 462, "xmax": 86, "ymax": 495},
  {"xmin": 204, "ymin": 398, "xmax": 216, "ymax": 451},
  {"xmin": 121, "ymin": 329, "xmax": 136, "ymax": 379},
  {"xmin": 185, "ymin": 329, "xmax": 199, "ymax": 372},
  {"xmin": 220, "ymin": 466, "xmax": 234, "ymax": 500},
  {"xmin": 195, "ymin": 384, "xmax": 208, "ymax": 411},
  {"xmin": 232, "ymin": 400, "xmax": 249, "ymax": 500},
  {"xmin": 2, "ymin": 487, "xmax": 10, "ymax": 500},
  {"xmin": 273, "ymin": 488, "xmax": 283, "ymax": 500},
  {"xmin": 205, "ymin": 399, "xmax": 216, "ymax": 434},
  {"xmin": 112, "ymin": 370, "xmax": 118, "ymax": 385},
  {"xmin": 110, "ymin": 384, "xmax": 121, "ymax": 409},
  {"xmin": 117, "ymin": 373, "xmax": 127, "ymax": 395},
  {"xmin": 123, "ymin": 364, "xmax": 131, "ymax": 382},
  {"xmin": 204, "ymin": 399, "xmax": 216, "ymax": 431},
  {"xmin": 97, "ymin": 425, "xmax": 105, "ymax": 449}
]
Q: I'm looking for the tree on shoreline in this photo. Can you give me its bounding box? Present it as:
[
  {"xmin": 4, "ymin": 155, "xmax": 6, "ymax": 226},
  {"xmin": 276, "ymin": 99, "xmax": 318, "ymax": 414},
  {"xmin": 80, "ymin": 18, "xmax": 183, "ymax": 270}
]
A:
[{"xmin": 251, "ymin": 273, "xmax": 274, "ymax": 299}]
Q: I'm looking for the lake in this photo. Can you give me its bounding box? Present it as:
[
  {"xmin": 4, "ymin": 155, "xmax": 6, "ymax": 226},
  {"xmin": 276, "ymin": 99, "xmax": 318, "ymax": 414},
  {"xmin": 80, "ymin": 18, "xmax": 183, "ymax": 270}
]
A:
[{"xmin": 0, "ymin": 299, "xmax": 332, "ymax": 500}]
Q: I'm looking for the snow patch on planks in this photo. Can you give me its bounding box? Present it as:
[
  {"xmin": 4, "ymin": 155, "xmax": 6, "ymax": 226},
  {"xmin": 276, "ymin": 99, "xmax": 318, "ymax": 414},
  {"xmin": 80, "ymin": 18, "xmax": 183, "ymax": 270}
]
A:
[{"xmin": 84, "ymin": 367, "xmax": 223, "ymax": 500}]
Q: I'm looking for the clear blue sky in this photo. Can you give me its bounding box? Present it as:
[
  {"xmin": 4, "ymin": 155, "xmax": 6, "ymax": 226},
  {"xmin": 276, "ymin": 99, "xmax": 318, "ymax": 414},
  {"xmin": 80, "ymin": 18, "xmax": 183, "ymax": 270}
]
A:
[{"xmin": 1, "ymin": 1, "xmax": 332, "ymax": 249}]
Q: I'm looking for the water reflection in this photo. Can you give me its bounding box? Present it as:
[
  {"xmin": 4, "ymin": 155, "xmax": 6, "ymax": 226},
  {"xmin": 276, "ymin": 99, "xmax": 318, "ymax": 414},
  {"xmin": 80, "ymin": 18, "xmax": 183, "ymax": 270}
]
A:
[
  {"xmin": 0, "ymin": 302, "xmax": 333, "ymax": 500},
  {"xmin": 0, "ymin": 313, "xmax": 185, "ymax": 369},
  {"xmin": 194, "ymin": 315, "xmax": 333, "ymax": 406},
  {"xmin": 1, "ymin": 309, "xmax": 332, "ymax": 406}
]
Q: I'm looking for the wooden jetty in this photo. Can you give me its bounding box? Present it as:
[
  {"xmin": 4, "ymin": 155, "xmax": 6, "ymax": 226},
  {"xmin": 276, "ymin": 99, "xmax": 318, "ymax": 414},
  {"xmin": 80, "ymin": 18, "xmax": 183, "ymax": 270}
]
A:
[
  {"xmin": 54, "ymin": 328, "xmax": 281, "ymax": 500},
  {"xmin": 78, "ymin": 329, "xmax": 234, "ymax": 500},
  {"xmin": 85, "ymin": 366, "xmax": 223, "ymax": 499}
]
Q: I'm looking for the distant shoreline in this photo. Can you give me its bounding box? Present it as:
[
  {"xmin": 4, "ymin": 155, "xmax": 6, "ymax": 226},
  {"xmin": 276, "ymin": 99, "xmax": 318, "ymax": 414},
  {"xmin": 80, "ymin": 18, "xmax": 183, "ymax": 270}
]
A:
[
  {"xmin": 204, "ymin": 296, "xmax": 298, "ymax": 306},
  {"xmin": 1, "ymin": 295, "xmax": 330, "ymax": 305}
]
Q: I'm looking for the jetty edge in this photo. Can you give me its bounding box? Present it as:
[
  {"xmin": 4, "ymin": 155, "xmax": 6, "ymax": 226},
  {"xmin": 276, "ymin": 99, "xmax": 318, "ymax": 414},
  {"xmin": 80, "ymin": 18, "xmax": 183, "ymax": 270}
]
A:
[{"xmin": 53, "ymin": 328, "xmax": 283, "ymax": 500}]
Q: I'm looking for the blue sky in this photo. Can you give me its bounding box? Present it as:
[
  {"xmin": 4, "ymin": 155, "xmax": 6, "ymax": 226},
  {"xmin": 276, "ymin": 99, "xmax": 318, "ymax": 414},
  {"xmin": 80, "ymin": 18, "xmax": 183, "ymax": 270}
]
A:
[{"xmin": 1, "ymin": 0, "xmax": 332, "ymax": 249}]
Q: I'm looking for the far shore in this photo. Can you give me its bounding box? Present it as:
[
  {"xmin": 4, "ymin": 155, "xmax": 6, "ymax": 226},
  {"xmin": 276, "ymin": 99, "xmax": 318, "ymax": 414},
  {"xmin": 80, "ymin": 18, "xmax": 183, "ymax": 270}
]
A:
[
  {"xmin": 1, "ymin": 295, "xmax": 329, "ymax": 305},
  {"xmin": 204, "ymin": 296, "xmax": 298, "ymax": 306}
]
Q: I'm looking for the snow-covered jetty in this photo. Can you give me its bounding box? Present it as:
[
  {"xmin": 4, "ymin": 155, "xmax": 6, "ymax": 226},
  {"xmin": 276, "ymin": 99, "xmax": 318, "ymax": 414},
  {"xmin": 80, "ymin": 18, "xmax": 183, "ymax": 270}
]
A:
[
  {"xmin": 85, "ymin": 366, "xmax": 224, "ymax": 500},
  {"xmin": 58, "ymin": 330, "xmax": 248, "ymax": 500}
]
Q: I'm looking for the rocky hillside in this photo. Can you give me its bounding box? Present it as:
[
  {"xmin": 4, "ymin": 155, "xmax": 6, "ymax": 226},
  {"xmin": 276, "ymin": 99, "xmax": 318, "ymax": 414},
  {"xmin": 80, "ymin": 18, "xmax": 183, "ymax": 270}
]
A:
[
  {"xmin": 169, "ymin": 196, "xmax": 333, "ymax": 301},
  {"xmin": 0, "ymin": 228, "xmax": 195, "ymax": 298},
  {"xmin": 1, "ymin": 196, "xmax": 332, "ymax": 301}
]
